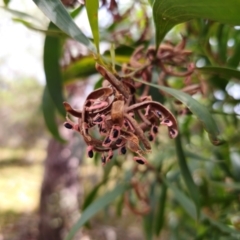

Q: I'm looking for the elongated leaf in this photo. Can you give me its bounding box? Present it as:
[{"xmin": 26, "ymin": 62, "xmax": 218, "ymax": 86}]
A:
[
  {"xmin": 42, "ymin": 87, "xmax": 66, "ymax": 142},
  {"xmin": 32, "ymin": 0, "xmax": 96, "ymax": 52},
  {"xmin": 175, "ymin": 134, "xmax": 200, "ymax": 219},
  {"xmin": 70, "ymin": 5, "xmax": 83, "ymax": 19},
  {"xmin": 65, "ymin": 183, "xmax": 130, "ymax": 240},
  {"xmin": 62, "ymin": 57, "xmax": 97, "ymax": 82},
  {"xmin": 82, "ymin": 181, "xmax": 103, "ymax": 212},
  {"xmin": 0, "ymin": 6, "xmax": 42, "ymax": 24},
  {"xmin": 165, "ymin": 179, "xmax": 240, "ymax": 236},
  {"xmin": 164, "ymin": 179, "xmax": 198, "ymax": 220},
  {"xmin": 154, "ymin": 183, "xmax": 167, "ymax": 236},
  {"xmin": 44, "ymin": 22, "xmax": 65, "ymax": 117},
  {"xmin": 86, "ymin": 0, "xmax": 99, "ymax": 53},
  {"xmin": 152, "ymin": 0, "xmax": 240, "ymax": 46},
  {"xmin": 228, "ymin": 34, "xmax": 240, "ymax": 68},
  {"xmin": 198, "ymin": 66, "xmax": 240, "ymax": 81},
  {"xmin": 13, "ymin": 18, "xmax": 67, "ymax": 37},
  {"xmin": 143, "ymin": 182, "xmax": 156, "ymax": 240},
  {"xmin": 133, "ymin": 79, "xmax": 223, "ymax": 145},
  {"xmin": 3, "ymin": 0, "xmax": 10, "ymax": 6}
]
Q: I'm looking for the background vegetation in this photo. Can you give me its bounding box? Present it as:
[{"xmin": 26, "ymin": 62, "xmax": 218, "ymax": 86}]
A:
[{"xmin": 1, "ymin": 0, "xmax": 240, "ymax": 239}]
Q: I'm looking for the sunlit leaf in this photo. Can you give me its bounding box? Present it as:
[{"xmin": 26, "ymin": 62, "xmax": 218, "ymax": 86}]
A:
[
  {"xmin": 133, "ymin": 79, "xmax": 223, "ymax": 145},
  {"xmin": 32, "ymin": 0, "xmax": 96, "ymax": 52},
  {"xmin": 42, "ymin": 87, "xmax": 66, "ymax": 143},
  {"xmin": 175, "ymin": 134, "xmax": 201, "ymax": 218},
  {"xmin": 43, "ymin": 22, "xmax": 65, "ymax": 117},
  {"xmin": 85, "ymin": 0, "xmax": 99, "ymax": 53},
  {"xmin": 152, "ymin": 0, "xmax": 240, "ymax": 46},
  {"xmin": 65, "ymin": 183, "xmax": 130, "ymax": 240}
]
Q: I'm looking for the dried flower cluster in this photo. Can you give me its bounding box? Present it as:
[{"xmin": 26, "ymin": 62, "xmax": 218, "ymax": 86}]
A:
[{"xmin": 63, "ymin": 41, "xmax": 197, "ymax": 165}]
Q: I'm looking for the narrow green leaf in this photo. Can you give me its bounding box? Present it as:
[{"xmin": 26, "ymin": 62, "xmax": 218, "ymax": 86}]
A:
[
  {"xmin": 154, "ymin": 183, "xmax": 167, "ymax": 236},
  {"xmin": 44, "ymin": 22, "xmax": 65, "ymax": 117},
  {"xmin": 210, "ymin": 181, "xmax": 240, "ymax": 190},
  {"xmin": 1, "ymin": 6, "xmax": 42, "ymax": 24},
  {"xmin": 42, "ymin": 87, "xmax": 66, "ymax": 143},
  {"xmin": 198, "ymin": 66, "xmax": 240, "ymax": 81},
  {"xmin": 62, "ymin": 56, "xmax": 97, "ymax": 82},
  {"xmin": 175, "ymin": 134, "xmax": 200, "ymax": 219},
  {"xmin": 164, "ymin": 179, "xmax": 198, "ymax": 220},
  {"xmin": 70, "ymin": 5, "xmax": 83, "ymax": 19},
  {"xmin": 13, "ymin": 18, "xmax": 67, "ymax": 37},
  {"xmin": 85, "ymin": 0, "xmax": 99, "ymax": 53},
  {"xmin": 82, "ymin": 182, "xmax": 103, "ymax": 210},
  {"xmin": 148, "ymin": 0, "xmax": 154, "ymax": 6},
  {"xmin": 32, "ymin": 0, "xmax": 96, "ymax": 52},
  {"xmin": 65, "ymin": 183, "xmax": 130, "ymax": 240},
  {"xmin": 152, "ymin": 0, "xmax": 240, "ymax": 46},
  {"xmin": 143, "ymin": 182, "xmax": 156, "ymax": 240},
  {"xmin": 228, "ymin": 36, "xmax": 240, "ymax": 68},
  {"xmin": 3, "ymin": 0, "xmax": 10, "ymax": 6},
  {"xmin": 110, "ymin": 44, "xmax": 116, "ymax": 72},
  {"xmin": 133, "ymin": 79, "xmax": 223, "ymax": 145},
  {"xmin": 165, "ymin": 179, "xmax": 240, "ymax": 236},
  {"xmin": 206, "ymin": 217, "xmax": 240, "ymax": 236}
]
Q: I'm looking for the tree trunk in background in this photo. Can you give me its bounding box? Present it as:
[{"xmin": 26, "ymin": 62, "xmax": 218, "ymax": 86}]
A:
[{"xmin": 38, "ymin": 132, "xmax": 84, "ymax": 240}]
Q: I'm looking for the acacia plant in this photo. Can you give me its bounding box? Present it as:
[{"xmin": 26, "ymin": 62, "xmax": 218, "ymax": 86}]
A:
[{"xmin": 9, "ymin": 0, "xmax": 240, "ymax": 239}]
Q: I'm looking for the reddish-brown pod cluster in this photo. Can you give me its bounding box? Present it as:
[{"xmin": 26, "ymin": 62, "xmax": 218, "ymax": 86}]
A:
[{"xmin": 64, "ymin": 41, "xmax": 199, "ymax": 165}]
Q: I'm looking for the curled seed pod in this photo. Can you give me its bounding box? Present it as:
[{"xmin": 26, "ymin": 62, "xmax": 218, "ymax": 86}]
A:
[
  {"xmin": 111, "ymin": 100, "xmax": 124, "ymax": 126},
  {"xmin": 63, "ymin": 102, "xmax": 82, "ymax": 117}
]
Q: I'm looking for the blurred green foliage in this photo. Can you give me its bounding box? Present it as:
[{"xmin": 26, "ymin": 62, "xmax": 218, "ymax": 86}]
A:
[
  {"xmin": 0, "ymin": 78, "xmax": 46, "ymax": 148},
  {"xmin": 3, "ymin": 0, "xmax": 240, "ymax": 239}
]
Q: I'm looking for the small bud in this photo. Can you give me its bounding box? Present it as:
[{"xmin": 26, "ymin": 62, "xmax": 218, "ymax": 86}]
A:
[{"xmin": 64, "ymin": 122, "xmax": 73, "ymax": 129}]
